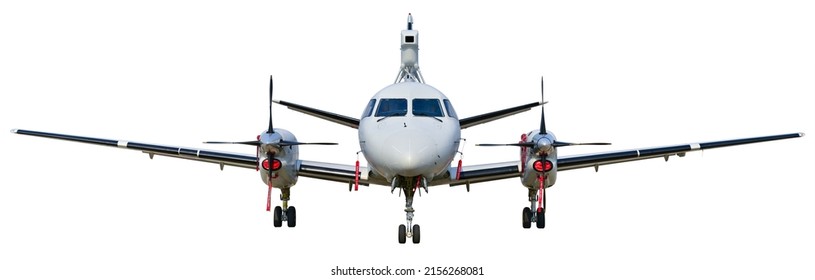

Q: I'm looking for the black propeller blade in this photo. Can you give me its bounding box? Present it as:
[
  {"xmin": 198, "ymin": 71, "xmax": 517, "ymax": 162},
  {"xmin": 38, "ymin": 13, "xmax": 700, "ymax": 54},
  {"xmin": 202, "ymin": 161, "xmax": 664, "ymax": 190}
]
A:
[
  {"xmin": 269, "ymin": 75, "xmax": 275, "ymax": 134},
  {"xmin": 540, "ymin": 76, "xmax": 546, "ymax": 135},
  {"xmin": 203, "ymin": 140, "xmax": 261, "ymax": 146},
  {"xmin": 475, "ymin": 141, "xmax": 610, "ymax": 148},
  {"xmin": 476, "ymin": 143, "xmax": 536, "ymax": 147},
  {"xmin": 203, "ymin": 140, "xmax": 337, "ymax": 146},
  {"xmin": 552, "ymin": 141, "xmax": 611, "ymax": 147},
  {"xmin": 279, "ymin": 141, "xmax": 338, "ymax": 146}
]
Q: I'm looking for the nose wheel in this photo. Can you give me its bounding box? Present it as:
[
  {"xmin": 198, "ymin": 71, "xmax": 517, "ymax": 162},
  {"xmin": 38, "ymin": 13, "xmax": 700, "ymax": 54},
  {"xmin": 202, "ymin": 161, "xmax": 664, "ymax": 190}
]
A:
[
  {"xmin": 397, "ymin": 210, "xmax": 421, "ymax": 244},
  {"xmin": 272, "ymin": 205, "xmax": 297, "ymax": 227},
  {"xmin": 399, "ymin": 223, "xmax": 420, "ymax": 244},
  {"xmin": 522, "ymin": 207, "xmax": 532, "ymax": 228},
  {"xmin": 412, "ymin": 224, "xmax": 420, "ymax": 243}
]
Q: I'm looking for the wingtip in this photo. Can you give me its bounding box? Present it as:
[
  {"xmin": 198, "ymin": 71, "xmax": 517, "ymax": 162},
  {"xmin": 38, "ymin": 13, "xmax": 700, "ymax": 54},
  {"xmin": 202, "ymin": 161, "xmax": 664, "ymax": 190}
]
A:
[{"xmin": 10, "ymin": 129, "xmax": 18, "ymax": 134}]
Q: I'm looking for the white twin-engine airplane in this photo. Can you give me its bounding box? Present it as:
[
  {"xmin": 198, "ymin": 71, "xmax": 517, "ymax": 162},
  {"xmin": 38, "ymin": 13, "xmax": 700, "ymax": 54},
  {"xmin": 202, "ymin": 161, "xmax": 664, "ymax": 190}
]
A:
[{"xmin": 12, "ymin": 14, "xmax": 804, "ymax": 244}]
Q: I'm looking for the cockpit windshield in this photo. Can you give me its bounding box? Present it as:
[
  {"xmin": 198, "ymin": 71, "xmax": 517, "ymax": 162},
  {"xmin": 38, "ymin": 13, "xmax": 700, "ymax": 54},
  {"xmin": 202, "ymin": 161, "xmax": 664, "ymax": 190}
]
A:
[
  {"xmin": 443, "ymin": 99, "xmax": 457, "ymax": 119},
  {"xmin": 412, "ymin": 99, "xmax": 444, "ymax": 117},
  {"xmin": 361, "ymin": 99, "xmax": 376, "ymax": 118},
  {"xmin": 375, "ymin": 98, "xmax": 408, "ymax": 117}
]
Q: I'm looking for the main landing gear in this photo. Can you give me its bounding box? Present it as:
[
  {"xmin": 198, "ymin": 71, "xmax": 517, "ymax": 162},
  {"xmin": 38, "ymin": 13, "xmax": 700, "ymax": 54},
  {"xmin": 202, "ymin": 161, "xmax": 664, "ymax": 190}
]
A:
[
  {"xmin": 273, "ymin": 188, "xmax": 296, "ymax": 228},
  {"xmin": 522, "ymin": 188, "xmax": 545, "ymax": 229},
  {"xmin": 396, "ymin": 176, "xmax": 422, "ymax": 244}
]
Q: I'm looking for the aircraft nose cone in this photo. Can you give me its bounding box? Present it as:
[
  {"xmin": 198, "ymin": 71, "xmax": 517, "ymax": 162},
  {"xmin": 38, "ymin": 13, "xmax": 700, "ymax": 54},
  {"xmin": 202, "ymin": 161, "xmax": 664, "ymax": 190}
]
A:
[{"xmin": 385, "ymin": 129, "xmax": 436, "ymax": 176}]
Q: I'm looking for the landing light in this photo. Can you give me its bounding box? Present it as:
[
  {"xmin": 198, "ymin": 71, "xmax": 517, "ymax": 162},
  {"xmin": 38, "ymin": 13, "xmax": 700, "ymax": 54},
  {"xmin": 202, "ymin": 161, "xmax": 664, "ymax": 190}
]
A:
[
  {"xmin": 262, "ymin": 159, "xmax": 282, "ymax": 171},
  {"xmin": 533, "ymin": 160, "xmax": 553, "ymax": 172}
]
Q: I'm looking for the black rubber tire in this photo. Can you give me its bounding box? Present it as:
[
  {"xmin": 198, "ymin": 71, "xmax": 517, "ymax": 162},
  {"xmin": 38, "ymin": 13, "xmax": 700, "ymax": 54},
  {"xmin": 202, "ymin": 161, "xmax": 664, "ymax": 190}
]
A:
[
  {"xmin": 535, "ymin": 209, "xmax": 546, "ymax": 229},
  {"xmin": 398, "ymin": 224, "xmax": 407, "ymax": 244},
  {"xmin": 522, "ymin": 207, "xmax": 532, "ymax": 229},
  {"xmin": 412, "ymin": 224, "xmax": 421, "ymax": 244},
  {"xmin": 273, "ymin": 206, "xmax": 283, "ymax": 228},
  {"xmin": 286, "ymin": 206, "xmax": 296, "ymax": 228}
]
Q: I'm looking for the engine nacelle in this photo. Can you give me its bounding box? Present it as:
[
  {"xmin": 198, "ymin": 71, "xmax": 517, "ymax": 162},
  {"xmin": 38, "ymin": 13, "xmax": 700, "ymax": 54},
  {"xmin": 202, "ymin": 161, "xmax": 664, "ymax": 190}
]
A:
[
  {"xmin": 259, "ymin": 128, "xmax": 300, "ymax": 189},
  {"xmin": 519, "ymin": 131, "xmax": 558, "ymax": 189}
]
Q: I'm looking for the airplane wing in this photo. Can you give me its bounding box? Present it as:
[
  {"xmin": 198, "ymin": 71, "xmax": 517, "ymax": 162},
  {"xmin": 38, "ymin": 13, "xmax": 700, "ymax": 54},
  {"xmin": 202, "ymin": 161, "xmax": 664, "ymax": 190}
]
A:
[
  {"xmin": 444, "ymin": 133, "xmax": 803, "ymax": 186},
  {"xmin": 11, "ymin": 128, "xmax": 388, "ymax": 187},
  {"xmin": 12, "ymin": 129, "xmax": 257, "ymax": 169},
  {"xmin": 459, "ymin": 102, "xmax": 541, "ymax": 129},
  {"xmin": 273, "ymin": 100, "xmax": 360, "ymax": 129},
  {"xmin": 442, "ymin": 161, "xmax": 520, "ymax": 187},
  {"xmin": 557, "ymin": 133, "xmax": 803, "ymax": 171}
]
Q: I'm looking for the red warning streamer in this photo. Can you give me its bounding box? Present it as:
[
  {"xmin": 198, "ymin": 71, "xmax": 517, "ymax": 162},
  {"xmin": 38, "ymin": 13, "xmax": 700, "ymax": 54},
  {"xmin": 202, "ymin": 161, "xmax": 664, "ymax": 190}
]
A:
[
  {"xmin": 455, "ymin": 159, "xmax": 462, "ymax": 180},
  {"xmin": 266, "ymin": 180, "xmax": 273, "ymax": 212},
  {"xmin": 354, "ymin": 159, "xmax": 360, "ymax": 191},
  {"xmin": 520, "ymin": 134, "xmax": 528, "ymax": 171},
  {"xmin": 266, "ymin": 152, "xmax": 274, "ymax": 211}
]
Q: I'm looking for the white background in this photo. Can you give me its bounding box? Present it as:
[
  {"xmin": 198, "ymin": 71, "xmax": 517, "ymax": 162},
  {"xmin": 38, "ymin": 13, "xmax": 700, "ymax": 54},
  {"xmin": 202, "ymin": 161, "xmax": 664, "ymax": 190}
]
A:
[{"xmin": 1, "ymin": 1, "xmax": 813, "ymax": 279}]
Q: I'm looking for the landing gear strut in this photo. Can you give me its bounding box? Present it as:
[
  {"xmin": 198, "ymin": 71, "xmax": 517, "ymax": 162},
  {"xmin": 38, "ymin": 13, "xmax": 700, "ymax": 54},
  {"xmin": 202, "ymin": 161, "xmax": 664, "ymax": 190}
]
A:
[
  {"xmin": 397, "ymin": 176, "xmax": 421, "ymax": 244},
  {"xmin": 273, "ymin": 188, "xmax": 296, "ymax": 228}
]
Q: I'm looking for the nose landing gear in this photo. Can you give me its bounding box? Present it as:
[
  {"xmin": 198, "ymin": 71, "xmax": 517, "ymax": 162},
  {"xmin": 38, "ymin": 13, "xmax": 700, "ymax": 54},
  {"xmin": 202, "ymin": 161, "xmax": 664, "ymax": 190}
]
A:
[
  {"xmin": 396, "ymin": 176, "xmax": 422, "ymax": 244},
  {"xmin": 522, "ymin": 185, "xmax": 546, "ymax": 229},
  {"xmin": 273, "ymin": 188, "xmax": 296, "ymax": 228}
]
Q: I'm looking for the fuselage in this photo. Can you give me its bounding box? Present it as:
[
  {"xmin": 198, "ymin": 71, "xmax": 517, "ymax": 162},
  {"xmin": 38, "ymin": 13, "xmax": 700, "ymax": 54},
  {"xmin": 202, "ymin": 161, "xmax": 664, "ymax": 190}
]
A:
[{"xmin": 358, "ymin": 82, "xmax": 461, "ymax": 183}]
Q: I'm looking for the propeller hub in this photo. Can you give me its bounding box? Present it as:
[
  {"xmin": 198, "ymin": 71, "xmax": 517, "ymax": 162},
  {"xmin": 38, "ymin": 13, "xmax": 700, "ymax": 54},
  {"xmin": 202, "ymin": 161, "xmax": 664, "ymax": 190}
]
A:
[
  {"xmin": 259, "ymin": 132, "xmax": 283, "ymax": 153},
  {"xmin": 535, "ymin": 137, "xmax": 554, "ymax": 155},
  {"xmin": 534, "ymin": 133, "xmax": 556, "ymax": 154}
]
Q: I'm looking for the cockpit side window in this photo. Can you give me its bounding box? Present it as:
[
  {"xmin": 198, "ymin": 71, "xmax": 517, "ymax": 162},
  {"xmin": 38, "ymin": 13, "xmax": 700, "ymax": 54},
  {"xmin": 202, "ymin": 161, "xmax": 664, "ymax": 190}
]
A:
[
  {"xmin": 375, "ymin": 98, "xmax": 408, "ymax": 117},
  {"xmin": 443, "ymin": 99, "xmax": 458, "ymax": 119},
  {"xmin": 412, "ymin": 99, "xmax": 444, "ymax": 117},
  {"xmin": 361, "ymin": 99, "xmax": 376, "ymax": 118}
]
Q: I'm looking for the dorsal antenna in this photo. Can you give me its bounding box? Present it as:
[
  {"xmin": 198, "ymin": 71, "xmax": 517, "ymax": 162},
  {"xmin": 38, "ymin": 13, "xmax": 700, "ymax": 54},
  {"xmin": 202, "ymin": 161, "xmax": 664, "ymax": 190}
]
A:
[{"xmin": 394, "ymin": 13, "xmax": 424, "ymax": 83}]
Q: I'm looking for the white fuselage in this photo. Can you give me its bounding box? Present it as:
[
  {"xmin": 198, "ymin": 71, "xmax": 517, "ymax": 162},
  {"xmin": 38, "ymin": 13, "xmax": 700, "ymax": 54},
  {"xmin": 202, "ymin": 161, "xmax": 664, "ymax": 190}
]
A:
[{"xmin": 358, "ymin": 82, "xmax": 461, "ymax": 183}]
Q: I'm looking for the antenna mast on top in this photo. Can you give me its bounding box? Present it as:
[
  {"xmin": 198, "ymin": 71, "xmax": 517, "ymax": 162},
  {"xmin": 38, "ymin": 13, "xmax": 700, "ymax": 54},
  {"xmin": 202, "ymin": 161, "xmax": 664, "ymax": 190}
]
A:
[{"xmin": 394, "ymin": 13, "xmax": 424, "ymax": 83}]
